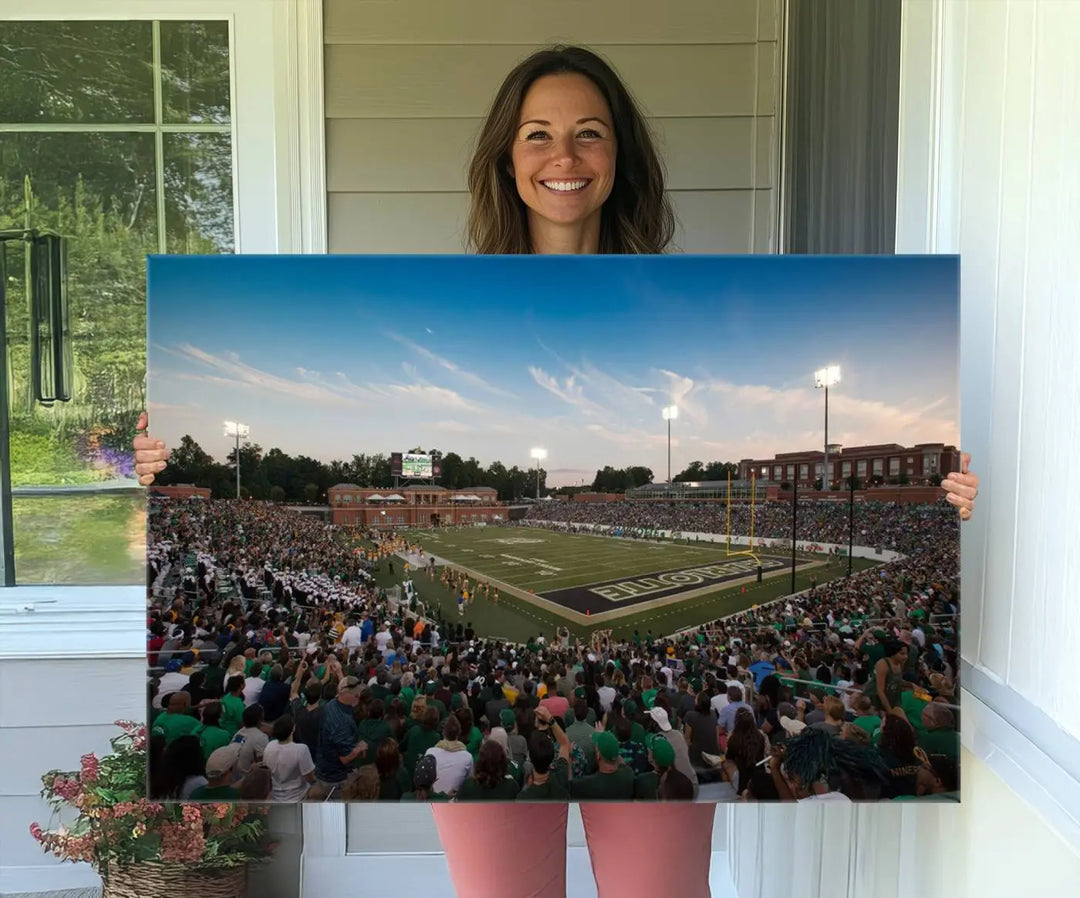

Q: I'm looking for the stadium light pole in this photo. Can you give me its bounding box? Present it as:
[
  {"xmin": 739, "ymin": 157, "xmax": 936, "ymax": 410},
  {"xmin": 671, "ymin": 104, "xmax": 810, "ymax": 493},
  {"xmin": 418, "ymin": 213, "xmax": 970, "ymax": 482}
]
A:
[
  {"xmin": 814, "ymin": 366, "xmax": 840, "ymax": 490},
  {"xmin": 224, "ymin": 421, "xmax": 249, "ymax": 499},
  {"xmin": 530, "ymin": 447, "xmax": 547, "ymax": 500},
  {"xmin": 662, "ymin": 405, "xmax": 678, "ymax": 483}
]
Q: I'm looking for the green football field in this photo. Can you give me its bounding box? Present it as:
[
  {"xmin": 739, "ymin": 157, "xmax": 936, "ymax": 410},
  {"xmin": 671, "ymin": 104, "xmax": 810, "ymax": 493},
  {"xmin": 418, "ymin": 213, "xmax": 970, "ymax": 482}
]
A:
[{"xmin": 360, "ymin": 527, "xmax": 880, "ymax": 645}]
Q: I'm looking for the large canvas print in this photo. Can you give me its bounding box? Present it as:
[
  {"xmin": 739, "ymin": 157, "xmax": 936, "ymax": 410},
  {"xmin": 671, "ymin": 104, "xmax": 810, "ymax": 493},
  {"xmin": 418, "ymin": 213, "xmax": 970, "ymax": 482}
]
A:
[{"xmin": 145, "ymin": 253, "xmax": 961, "ymax": 804}]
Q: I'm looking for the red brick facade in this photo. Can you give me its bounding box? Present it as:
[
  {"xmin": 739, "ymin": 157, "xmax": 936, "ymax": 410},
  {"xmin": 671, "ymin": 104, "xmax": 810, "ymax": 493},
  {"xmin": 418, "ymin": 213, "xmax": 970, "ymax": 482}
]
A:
[
  {"xmin": 150, "ymin": 484, "xmax": 212, "ymax": 500},
  {"xmin": 738, "ymin": 442, "xmax": 959, "ymax": 488},
  {"xmin": 327, "ymin": 484, "xmax": 502, "ymax": 528},
  {"xmin": 773, "ymin": 486, "xmax": 948, "ymax": 505}
]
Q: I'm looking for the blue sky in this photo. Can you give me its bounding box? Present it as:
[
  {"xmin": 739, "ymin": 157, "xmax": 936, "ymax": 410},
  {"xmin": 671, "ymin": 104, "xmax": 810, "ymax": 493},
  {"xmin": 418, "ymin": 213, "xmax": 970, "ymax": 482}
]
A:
[{"xmin": 147, "ymin": 255, "xmax": 959, "ymax": 488}]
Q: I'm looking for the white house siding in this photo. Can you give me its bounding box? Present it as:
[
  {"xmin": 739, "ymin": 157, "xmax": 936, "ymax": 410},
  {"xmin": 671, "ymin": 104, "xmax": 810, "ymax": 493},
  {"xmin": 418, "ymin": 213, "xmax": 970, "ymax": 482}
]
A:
[
  {"xmin": 0, "ymin": 656, "xmax": 300, "ymax": 898},
  {"xmin": 323, "ymin": 0, "xmax": 782, "ymax": 254}
]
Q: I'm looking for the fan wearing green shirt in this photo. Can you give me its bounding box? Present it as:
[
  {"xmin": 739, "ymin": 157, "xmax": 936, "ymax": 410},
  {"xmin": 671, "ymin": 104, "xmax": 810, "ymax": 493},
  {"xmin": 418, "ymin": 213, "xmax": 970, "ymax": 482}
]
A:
[
  {"xmin": 188, "ymin": 743, "xmax": 241, "ymax": 800},
  {"xmin": 455, "ymin": 740, "xmax": 520, "ymax": 801},
  {"xmin": 194, "ymin": 701, "xmax": 233, "ymax": 762},
  {"xmin": 355, "ymin": 699, "xmax": 391, "ymax": 767},
  {"xmin": 634, "ymin": 736, "xmax": 677, "ymax": 800},
  {"xmin": 518, "ymin": 706, "xmax": 572, "ymax": 801},
  {"xmin": 220, "ymin": 674, "xmax": 247, "ymax": 736},
  {"xmin": 152, "ymin": 692, "xmax": 200, "ymax": 744},
  {"xmin": 850, "ymin": 695, "xmax": 883, "ymax": 739},
  {"xmin": 640, "ymin": 676, "xmax": 659, "ymax": 710},
  {"xmin": 568, "ymin": 731, "xmax": 635, "ymax": 801},
  {"xmin": 918, "ymin": 703, "xmax": 959, "ymax": 762},
  {"xmin": 403, "ymin": 705, "xmax": 442, "ymax": 777}
]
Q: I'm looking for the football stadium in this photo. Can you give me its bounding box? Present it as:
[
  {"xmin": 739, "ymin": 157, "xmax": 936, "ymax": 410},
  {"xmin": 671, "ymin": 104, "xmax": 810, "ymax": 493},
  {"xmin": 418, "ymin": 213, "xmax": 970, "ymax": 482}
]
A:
[
  {"xmin": 146, "ymin": 464, "xmax": 960, "ymax": 804},
  {"xmin": 144, "ymin": 254, "xmax": 961, "ymax": 804}
]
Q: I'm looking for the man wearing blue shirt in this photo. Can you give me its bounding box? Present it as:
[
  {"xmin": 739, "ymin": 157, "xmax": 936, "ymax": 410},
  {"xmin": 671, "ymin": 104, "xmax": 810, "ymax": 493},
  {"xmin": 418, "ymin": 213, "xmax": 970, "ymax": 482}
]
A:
[
  {"xmin": 360, "ymin": 611, "xmax": 375, "ymax": 645},
  {"xmin": 717, "ymin": 685, "xmax": 753, "ymax": 736},
  {"xmin": 314, "ymin": 676, "xmax": 367, "ymax": 796},
  {"xmin": 748, "ymin": 650, "xmax": 776, "ymax": 689}
]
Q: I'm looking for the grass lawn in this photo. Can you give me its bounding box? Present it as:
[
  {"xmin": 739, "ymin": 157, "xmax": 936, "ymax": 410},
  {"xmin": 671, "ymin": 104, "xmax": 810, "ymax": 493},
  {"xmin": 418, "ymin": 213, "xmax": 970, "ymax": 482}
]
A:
[
  {"xmin": 356, "ymin": 527, "xmax": 880, "ymax": 645},
  {"xmin": 13, "ymin": 492, "xmax": 145, "ymax": 584}
]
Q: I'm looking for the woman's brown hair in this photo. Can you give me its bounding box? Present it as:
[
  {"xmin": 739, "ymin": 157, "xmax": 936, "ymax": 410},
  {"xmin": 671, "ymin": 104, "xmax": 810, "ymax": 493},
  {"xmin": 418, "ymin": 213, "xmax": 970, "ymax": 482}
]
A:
[
  {"xmin": 471, "ymin": 739, "xmax": 509, "ymax": 790},
  {"xmin": 342, "ymin": 766, "xmax": 380, "ymax": 801},
  {"xmin": 375, "ymin": 737, "xmax": 402, "ymax": 779},
  {"xmin": 466, "ymin": 45, "xmax": 674, "ymax": 255}
]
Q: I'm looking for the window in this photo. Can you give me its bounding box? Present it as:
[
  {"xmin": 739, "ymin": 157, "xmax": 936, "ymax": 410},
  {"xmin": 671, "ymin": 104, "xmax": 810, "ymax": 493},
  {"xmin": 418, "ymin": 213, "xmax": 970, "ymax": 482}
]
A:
[
  {"xmin": 760, "ymin": 469, "xmax": 768, "ymax": 480},
  {"xmin": 814, "ymin": 463, "xmax": 822, "ymax": 477},
  {"xmin": 889, "ymin": 457, "xmax": 900, "ymax": 476},
  {"xmin": 799, "ymin": 463, "xmax": 808, "ymax": 479},
  {"xmin": 872, "ymin": 458, "xmax": 883, "ymax": 475},
  {"xmin": 924, "ymin": 453, "xmax": 938, "ymax": 474},
  {"xmin": 842, "ymin": 461, "xmax": 852, "ymax": 477},
  {"xmin": 857, "ymin": 459, "xmax": 868, "ymax": 477},
  {"xmin": 1, "ymin": 19, "xmax": 235, "ymax": 585},
  {"xmin": 773, "ymin": 465, "xmax": 781, "ymax": 479},
  {"xmin": 786, "ymin": 464, "xmax": 795, "ymax": 479}
]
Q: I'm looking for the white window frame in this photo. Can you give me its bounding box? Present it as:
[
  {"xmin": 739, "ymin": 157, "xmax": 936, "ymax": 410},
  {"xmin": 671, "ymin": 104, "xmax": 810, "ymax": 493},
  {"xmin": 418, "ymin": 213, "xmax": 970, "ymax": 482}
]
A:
[
  {"xmin": 0, "ymin": 0, "xmax": 326, "ymax": 649},
  {"xmin": 894, "ymin": 0, "xmax": 1080, "ymax": 857}
]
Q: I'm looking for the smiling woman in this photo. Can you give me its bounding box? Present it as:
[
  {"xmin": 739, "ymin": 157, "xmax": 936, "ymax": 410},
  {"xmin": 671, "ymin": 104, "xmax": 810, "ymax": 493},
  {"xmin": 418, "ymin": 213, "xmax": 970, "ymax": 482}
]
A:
[{"xmin": 466, "ymin": 46, "xmax": 673, "ymax": 255}]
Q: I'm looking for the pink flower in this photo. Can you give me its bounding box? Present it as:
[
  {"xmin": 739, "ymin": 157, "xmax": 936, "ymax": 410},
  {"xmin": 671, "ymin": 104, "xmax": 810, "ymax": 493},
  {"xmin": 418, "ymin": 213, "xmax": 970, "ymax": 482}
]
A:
[
  {"xmin": 80, "ymin": 754, "xmax": 100, "ymax": 782},
  {"xmin": 29, "ymin": 823, "xmax": 43, "ymax": 842},
  {"xmin": 161, "ymin": 822, "xmax": 205, "ymax": 863},
  {"xmin": 51, "ymin": 776, "xmax": 82, "ymax": 802},
  {"xmin": 181, "ymin": 805, "xmax": 202, "ymax": 825}
]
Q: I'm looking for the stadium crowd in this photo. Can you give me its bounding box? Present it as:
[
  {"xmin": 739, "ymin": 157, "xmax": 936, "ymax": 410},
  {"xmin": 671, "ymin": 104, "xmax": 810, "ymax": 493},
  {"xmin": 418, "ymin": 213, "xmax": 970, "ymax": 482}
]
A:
[
  {"xmin": 146, "ymin": 496, "xmax": 959, "ymax": 803},
  {"xmin": 521, "ymin": 497, "xmax": 958, "ymax": 556}
]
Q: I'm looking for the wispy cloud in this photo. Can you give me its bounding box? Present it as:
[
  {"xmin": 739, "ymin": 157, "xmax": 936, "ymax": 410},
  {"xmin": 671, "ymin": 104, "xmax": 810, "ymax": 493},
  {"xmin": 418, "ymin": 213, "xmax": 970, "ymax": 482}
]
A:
[
  {"xmin": 388, "ymin": 383, "xmax": 485, "ymax": 413},
  {"xmin": 387, "ymin": 332, "xmax": 516, "ymax": 399},
  {"xmin": 570, "ymin": 361, "xmax": 656, "ymax": 415},
  {"xmin": 697, "ymin": 379, "xmax": 958, "ymax": 455},
  {"xmin": 528, "ymin": 366, "xmax": 603, "ymax": 415},
  {"xmin": 157, "ymin": 343, "xmax": 358, "ymax": 406}
]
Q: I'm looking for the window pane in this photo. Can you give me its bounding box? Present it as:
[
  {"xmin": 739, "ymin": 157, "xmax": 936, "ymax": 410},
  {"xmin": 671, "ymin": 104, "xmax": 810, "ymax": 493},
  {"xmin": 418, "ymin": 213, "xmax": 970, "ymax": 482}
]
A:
[
  {"xmin": 160, "ymin": 21, "xmax": 232, "ymax": 124},
  {"xmin": 2, "ymin": 132, "xmax": 154, "ymax": 583},
  {"xmin": 0, "ymin": 22, "xmax": 154, "ymax": 123},
  {"xmin": 164, "ymin": 133, "xmax": 234, "ymax": 253},
  {"xmin": 13, "ymin": 492, "xmax": 144, "ymax": 584}
]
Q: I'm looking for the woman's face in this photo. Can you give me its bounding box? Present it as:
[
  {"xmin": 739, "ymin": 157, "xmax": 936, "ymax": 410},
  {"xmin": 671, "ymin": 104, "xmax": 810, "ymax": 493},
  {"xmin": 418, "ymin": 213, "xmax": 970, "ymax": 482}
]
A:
[{"xmin": 509, "ymin": 73, "xmax": 617, "ymax": 234}]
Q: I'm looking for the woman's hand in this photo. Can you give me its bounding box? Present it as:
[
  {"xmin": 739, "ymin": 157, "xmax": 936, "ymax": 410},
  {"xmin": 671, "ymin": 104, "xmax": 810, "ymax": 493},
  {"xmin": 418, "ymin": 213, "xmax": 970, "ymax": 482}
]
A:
[
  {"xmin": 941, "ymin": 452, "xmax": 979, "ymax": 520},
  {"xmin": 133, "ymin": 412, "xmax": 169, "ymax": 486}
]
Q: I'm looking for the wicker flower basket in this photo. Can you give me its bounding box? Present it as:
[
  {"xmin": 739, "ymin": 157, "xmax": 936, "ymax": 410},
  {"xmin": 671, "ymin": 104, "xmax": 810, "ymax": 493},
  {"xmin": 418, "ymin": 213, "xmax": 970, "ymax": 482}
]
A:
[{"xmin": 100, "ymin": 862, "xmax": 248, "ymax": 898}]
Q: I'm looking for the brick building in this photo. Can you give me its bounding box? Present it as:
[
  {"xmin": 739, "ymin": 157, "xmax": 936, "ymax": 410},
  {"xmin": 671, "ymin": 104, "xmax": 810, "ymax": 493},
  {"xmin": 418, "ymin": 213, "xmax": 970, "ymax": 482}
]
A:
[
  {"xmin": 738, "ymin": 442, "xmax": 959, "ymax": 488},
  {"xmin": 327, "ymin": 483, "xmax": 501, "ymax": 528},
  {"xmin": 149, "ymin": 484, "xmax": 212, "ymax": 500}
]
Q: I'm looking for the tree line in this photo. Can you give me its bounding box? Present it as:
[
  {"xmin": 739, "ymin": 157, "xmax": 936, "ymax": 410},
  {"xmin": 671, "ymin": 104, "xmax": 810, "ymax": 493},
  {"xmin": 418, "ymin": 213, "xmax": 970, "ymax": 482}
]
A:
[
  {"xmin": 156, "ymin": 436, "xmax": 754, "ymax": 503},
  {"xmin": 155, "ymin": 437, "xmax": 551, "ymax": 503}
]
